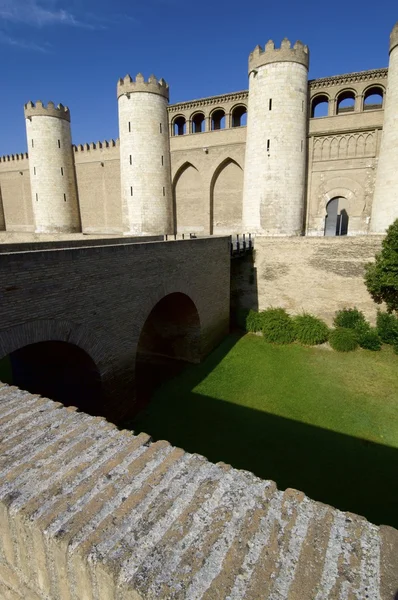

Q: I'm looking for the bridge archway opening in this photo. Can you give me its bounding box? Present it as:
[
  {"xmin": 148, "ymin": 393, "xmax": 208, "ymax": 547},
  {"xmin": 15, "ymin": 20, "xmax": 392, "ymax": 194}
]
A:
[
  {"xmin": 135, "ymin": 292, "xmax": 201, "ymax": 409},
  {"xmin": 0, "ymin": 341, "xmax": 101, "ymax": 415}
]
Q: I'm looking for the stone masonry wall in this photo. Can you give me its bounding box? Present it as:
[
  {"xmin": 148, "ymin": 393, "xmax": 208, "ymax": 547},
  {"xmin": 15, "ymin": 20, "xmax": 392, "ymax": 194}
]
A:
[
  {"xmin": 0, "ymin": 237, "xmax": 230, "ymax": 422},
  {"xmin": 232, "ymin": 236, "xmax": 384, "ymax": 325},
  {"xmin": 0, "ymin": 383, "xmax": 397, "ymax": 599}
]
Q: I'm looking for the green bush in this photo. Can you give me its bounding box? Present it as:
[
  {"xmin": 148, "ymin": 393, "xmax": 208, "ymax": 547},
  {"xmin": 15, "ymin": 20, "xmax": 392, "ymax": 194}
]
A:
[
  {"xmin": 333, "ymin": 308, "xmax": 367, "ymax": 330},
  {"xmin": 364, "ymin": 218, "xmax": 398, "ymax": 313},
  {"xmin": 262, "ymin": 308, "xmax": 296, "ymax": 344},
  {"xmin": 293, "ymin": 313, "xmax": 329, "ymax": 345},
  {"xmin": 245, "ymin": 310, "xmax": 264, "ymax": 333},
  {"xmin": 357, "ymin": 328, "xmax": 382, "ymax": 351},
  {"xmin": 329, "ymin": 328, "xmax": 359, "ymax": 352},
  {"xmin": 376, "ymin": 310, "xmax": 398, "ymax": 345}
]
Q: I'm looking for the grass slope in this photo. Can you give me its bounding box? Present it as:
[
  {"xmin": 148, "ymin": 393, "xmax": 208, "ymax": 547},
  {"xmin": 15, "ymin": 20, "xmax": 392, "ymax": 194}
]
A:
[{"xmin": 132, "ymin": 334, "xmax": 398, "ymax": 528}]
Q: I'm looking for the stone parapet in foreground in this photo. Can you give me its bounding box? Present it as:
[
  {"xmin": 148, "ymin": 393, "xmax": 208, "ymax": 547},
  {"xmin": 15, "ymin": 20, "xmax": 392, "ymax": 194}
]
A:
[{"xmin": 0, "ymin": 383, "xmax": 396, "ymax": 599}]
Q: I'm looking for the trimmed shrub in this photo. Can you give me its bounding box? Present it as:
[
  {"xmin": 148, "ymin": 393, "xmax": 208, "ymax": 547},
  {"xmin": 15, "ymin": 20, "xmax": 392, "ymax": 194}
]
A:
[
  {"xmin": 376, "ymin": 310, "xmax": 398, "ymax": 345},
  {"xmin": 357, "ymin": 328, "xmax": 382, "ymax": 351},
  {"xmin": 245, "ymin": 310, "xmax": 263, "ymax": 333},
  {"xmin": 293, "ymin": 313, "xmax": 329, "ymax": 345},
  {"xmin": 329, "ymin": 328, "xmax": 359, "ymax": 352},
  {"xmin": 262, "ymin": 308, "xmax": 296, "ymax": 344},
  {"xmin": 333, "ymin": 308, "xmax": 367, "ymax": 330}
]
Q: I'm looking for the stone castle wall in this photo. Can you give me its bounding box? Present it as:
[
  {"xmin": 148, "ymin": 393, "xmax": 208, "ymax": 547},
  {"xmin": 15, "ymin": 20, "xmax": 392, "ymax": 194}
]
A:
[
  {"xmin": 231, "ymin": 236, "xmax": 384, "ymax": 326},
  {"xmin": 0, "ymin": 69, "xmax": 389, "ymax": 237}
]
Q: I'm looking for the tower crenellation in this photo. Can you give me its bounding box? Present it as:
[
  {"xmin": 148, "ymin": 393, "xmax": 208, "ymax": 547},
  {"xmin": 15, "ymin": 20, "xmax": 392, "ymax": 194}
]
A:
[
  {"xmin": 25, "ymin": 99, "xmax": 81, "ymax": 233},
  {"xmin": 370, "ymin": 22, "xmax": 398, "ymax": 232},
  {"xmin": 118, "ymin": 72, "xmax": 172, "ymax": 235},
  {"xmin": 249, "ymin": 38, "xmax": 309, "ymax": 73},
  {"xmin": 243, "ymin": 35, "xmax": 309, "ymax": 235},
  {"xmin": 117, "ymin": 73, "xmax": 169, "ymax": 100},
  {"xmin": 24, "ymin": 100, "xmax": 70, "ymax": 122},
  {"xmin": 390, "ymin": 21, "xmax": 398, "ymax": 52}
]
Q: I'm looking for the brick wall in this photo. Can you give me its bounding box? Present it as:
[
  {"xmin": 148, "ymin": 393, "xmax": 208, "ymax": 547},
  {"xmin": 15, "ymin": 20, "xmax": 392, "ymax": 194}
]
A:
[{"xmin": 0, "ymin": 237, "xmax": 230, "ymax": 422}]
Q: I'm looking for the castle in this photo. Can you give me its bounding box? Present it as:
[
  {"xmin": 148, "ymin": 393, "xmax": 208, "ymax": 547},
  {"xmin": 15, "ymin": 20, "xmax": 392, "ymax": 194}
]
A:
[{"xmin": 1, "ymin": 23, "xmax": 398, "ymax": 239}]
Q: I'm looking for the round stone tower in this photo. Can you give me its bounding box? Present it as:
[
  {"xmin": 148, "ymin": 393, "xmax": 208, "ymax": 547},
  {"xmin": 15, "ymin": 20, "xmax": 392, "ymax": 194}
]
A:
[
  {"xmin": 117, "ymin": 74, "xmax": 173, "ymax": 235},
  {"xmin": 370, "ymin": 23, "xmax": 398, "ymax": 233},
  {"xmin": 24, "ymin": 101, "xmax": 81, "ymax": 233},
  {"xmin": 242, "ymin": 39, "xmax": 309, "ymax": 235}
]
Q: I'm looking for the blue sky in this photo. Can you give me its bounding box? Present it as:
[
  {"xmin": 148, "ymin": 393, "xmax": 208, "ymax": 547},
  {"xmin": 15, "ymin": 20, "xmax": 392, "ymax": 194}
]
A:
[{"xmin": 0, "ymin": 0, "xmax": 396, "ymax": 154}]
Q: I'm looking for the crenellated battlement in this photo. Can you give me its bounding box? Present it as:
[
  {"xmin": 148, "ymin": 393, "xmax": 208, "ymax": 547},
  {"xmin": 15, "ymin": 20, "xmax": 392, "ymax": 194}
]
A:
[
  {"xmin": 73, "ymin": 139, "xmax": 119, "ymax": 153},
  {"xmin": 249, "ymin": 39, "xmax": 309, "ymax": 73},
  {"xmin": 24, "ymin": 100, "xmax": 71, "ymax": 122},
  {"xmin": 390, "ymin": 22, "xmax": 398, "ymax": 53},
  {"xmin": 117, "ymin": 73, "xmax": 169, "ymax": 100},
  {"xmin": 0, "ymin": 153, "xmax": 29, "ymax": 163}
]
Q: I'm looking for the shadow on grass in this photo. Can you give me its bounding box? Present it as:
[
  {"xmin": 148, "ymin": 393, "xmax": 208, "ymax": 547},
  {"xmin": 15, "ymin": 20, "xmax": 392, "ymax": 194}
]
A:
[{"xmin": 131, "ymin": 335, "xmax": 398, "ymax": 530}]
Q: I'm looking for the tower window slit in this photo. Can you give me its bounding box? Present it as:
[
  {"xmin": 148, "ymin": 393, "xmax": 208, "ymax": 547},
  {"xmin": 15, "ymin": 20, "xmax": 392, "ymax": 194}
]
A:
[
  {"xmin": 131, "ymin": 186, "xmax": 133, "ymax": 196},
  {"xmin": 64, "ymin": 193, "xmax": 66, "ymax": 202},
  {"xmin": 160, "ymin": 123, "xmax": 162, "ymax": 133},
  {"xmin": 31, "ymin": 139, "xmax": 34, "ymax": 148},
  {"xmin": 58, "ymin": 140, "xmax": 61, "ymax": 148},
  {"xmin": 36, "ymin": 193, "xmax": 38, "ymax": 201},
  {"xmin": 267, "ymin": 139, "xmax": 270, "ymax": 152},
  {"xmin": 161, "ymin": 155, "xmax": 164, "ymax": 166},
  {"xmin": 301, "ymin": 140, "xmax": 303, "ymax": 152},
  {"xmin": 130, "ymin": 155, "xmax": 132, "ymax": 165},
  {"xmin": 33, "ymin": 167, "xmax": 36, "ymax": 175},
  {"xmin": 61, "ymin": 167, "xmax": 64, "ymax": 175},
  {"xmin": 269, "ymin": 99, "xmax": 272, "ymax": 110},
  {"xmin": 128, "ymin": 122, "xmax": 131, "ymax": 132},
  {"xmin": 163, "ymin": 187, "xmax": 165, "ymax": 196}
]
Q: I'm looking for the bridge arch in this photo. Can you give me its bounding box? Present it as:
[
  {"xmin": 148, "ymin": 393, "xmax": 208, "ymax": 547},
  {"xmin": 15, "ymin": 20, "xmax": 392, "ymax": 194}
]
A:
[
  {"xmin": 134, "ymin": 291, "xmax": 201, "ymax": 409},
  {"xmin": 0, "ymin": 319, "xmax": 105, "ymax": 415}
]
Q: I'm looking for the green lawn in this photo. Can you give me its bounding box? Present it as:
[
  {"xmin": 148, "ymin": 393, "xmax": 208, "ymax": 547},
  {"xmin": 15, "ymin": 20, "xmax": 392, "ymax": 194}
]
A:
[{"xmin": 131, "ymin": 334, "xmax": 398, "ymax": 528}]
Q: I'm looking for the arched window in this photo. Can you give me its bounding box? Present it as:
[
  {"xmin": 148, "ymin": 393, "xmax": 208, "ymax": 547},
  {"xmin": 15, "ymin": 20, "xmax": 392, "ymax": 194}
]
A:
[
  {"xmin": 324, "ymin": 197, "xmax": 349, "ymax": 236},
  {"xmin": 191, "ymin": 112, "xmax": 205, "ymax": 133},
  {"xmin": 173, "ymin": 116, "xmax": 186, "ymax": 136},
  {"xmin": 336, "ymin": 91, "xmax": 355, "ymax": 114},
  {"xmin": 363, "ymin": 86, "xmax": 384, "ymax": 111},
  {"xmin": 211, "ymin": 109, "xmax": 226, "ymax": 131},
  {"xmin": 311, "ymin": 95, "xmax": 329, "ymax": 118},
  {"xmin": 231, "ymin": 105, "xmax": 247, "ymax": 127}
]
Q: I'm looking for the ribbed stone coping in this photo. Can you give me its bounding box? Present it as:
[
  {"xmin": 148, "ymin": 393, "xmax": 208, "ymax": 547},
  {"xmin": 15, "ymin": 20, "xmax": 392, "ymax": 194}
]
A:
[{"xmin": 0, "ymin": 383, "xmax": 396, "ymax": 599}]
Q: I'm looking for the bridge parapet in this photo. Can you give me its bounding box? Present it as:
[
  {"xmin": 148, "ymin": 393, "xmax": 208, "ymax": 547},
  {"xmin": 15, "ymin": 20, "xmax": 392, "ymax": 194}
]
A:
[{"xmin": 0, "ymin": 383, "xmax": 396, "ymax": 599}]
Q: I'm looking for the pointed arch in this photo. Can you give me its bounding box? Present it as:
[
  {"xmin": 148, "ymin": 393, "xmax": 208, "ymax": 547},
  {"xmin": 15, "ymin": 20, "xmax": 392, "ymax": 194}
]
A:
[
  {"xmin": 313, "ymin": 139, "xmax": 322, "ymax": 161},
  {"xmin": 356, "ymin": 134, "xmax": 365, "ymax": 156},
  {"xmin": 172, "ymin": 162, "xmax": 204, "ymax": 234},
  {"xmin": 338, "ymin": 136, "xmax": 347, "ymax": 159},
  {"xmin": 365, "ymin": 133, "xmax": 375, "ymax": 156},
  {"xmin": 347, "ymin": 136, "xmax": 356, "ymax": 158},
  {"xmin": 210, "ymin": 157, "xmax": 243, "ymax": 235},
  {"xmin": 330, "ymin": 137, "xmax": 339, "ymax": 159},
  {"xmin": 321, "ymin": 138, "xmax": 330, "ymax": 161}
]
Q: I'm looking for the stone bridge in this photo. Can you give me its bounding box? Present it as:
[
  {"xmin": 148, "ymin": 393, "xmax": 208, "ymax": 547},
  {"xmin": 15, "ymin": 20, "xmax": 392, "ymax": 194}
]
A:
[{"xmin": 0, "ymin": 236, "xmax": 230, "ymax": 422}]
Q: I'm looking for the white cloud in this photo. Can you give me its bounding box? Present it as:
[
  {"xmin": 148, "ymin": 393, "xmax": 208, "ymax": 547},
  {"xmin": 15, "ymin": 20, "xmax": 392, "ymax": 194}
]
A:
[
  {"xmin": 0, "ymin": 0, "xmax": 102, "ymax": 29},
  {"xmin": 0, "ymin": 30, "xmax": 50, "ymax": 51}
]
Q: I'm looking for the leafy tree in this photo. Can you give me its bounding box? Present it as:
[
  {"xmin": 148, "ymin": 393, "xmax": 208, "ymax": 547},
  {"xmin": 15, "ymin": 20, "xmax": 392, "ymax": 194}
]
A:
[{"xmin": 364, "ymin": 219, "xmax": 398, "ymax": 313}]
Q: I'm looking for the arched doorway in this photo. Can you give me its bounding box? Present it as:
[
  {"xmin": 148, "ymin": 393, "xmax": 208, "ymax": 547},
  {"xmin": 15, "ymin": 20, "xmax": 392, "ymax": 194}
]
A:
[
  {"xmin": 325, "ymin": 197, "xmax": 349, "ymax": 236},
  {"xmin": 135, "ymin": 292, "xmax": 201, "ymax": 409},
  {"xmin": 0, "ymin": 341, "xmax": 101, "ymax": 415}
]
